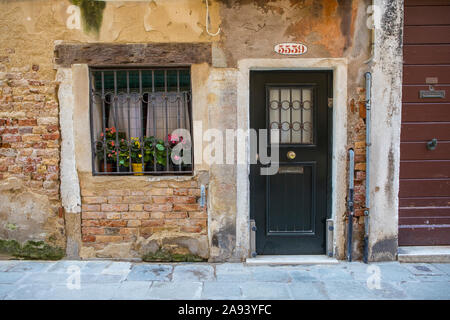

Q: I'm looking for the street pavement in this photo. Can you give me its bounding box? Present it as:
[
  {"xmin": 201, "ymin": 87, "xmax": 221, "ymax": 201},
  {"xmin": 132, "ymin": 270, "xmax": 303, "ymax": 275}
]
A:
[{"xmin": 0, "ymin": 260, "xmax": 449, "ymax": 300}]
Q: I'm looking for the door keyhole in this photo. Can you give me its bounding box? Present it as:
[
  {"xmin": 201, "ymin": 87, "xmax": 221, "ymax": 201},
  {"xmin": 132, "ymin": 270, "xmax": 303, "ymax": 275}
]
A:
[{"xmin": 287, "ymin": 151, "xmax": 296, "ymax": 160}]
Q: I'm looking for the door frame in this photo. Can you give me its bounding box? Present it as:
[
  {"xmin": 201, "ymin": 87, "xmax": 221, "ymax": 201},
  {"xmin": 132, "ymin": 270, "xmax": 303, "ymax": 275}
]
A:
[{"xmin": 235, "ymin": 58, "xmax": 348, "ymax": 258}]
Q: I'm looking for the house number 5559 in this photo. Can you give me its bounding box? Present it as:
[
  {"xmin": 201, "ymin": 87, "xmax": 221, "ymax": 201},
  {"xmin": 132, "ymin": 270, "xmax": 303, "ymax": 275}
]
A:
[{"xmin": 274, "ymin": 43, "xmax": 308, "ymax": 55}]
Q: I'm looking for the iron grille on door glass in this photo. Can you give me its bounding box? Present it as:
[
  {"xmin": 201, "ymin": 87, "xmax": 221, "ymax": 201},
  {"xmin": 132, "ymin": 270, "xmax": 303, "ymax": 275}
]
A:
[{"xmin": 89, "ymin": 68, "xmax": 193, "ymax": 175}]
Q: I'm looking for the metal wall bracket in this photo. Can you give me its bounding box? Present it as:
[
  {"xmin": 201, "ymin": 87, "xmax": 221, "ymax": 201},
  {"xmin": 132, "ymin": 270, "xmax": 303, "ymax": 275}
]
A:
[
  {"xmin": 328, "ymin": 97, "xmax": 333, "ymax": 108},
  {"xmin": 200, "ymin": 185, "xmax": 206, "ymax": 208},
  {"xmin": 250, "ymin": 219, "xmax": 257, "ymax": 258},
  {"xmin": 326, "ymin": 219, "xmax": 334, "ymax": 257}
]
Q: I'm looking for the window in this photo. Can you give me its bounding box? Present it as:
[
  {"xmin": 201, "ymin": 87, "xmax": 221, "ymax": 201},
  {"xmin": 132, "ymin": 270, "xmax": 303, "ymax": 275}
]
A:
[
  {"xmin": 89, "ymin": 68, "xmax": 193, "ymax": 175},
  {"xmin": 268, "ymin": 86, "xmax": 314, "ymax": 145}
]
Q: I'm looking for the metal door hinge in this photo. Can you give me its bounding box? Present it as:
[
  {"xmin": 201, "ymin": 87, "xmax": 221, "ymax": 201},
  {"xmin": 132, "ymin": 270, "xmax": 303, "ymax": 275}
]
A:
[{"xmin": 328, "ymin": 98, "xmax": 333, "ymax": 108}]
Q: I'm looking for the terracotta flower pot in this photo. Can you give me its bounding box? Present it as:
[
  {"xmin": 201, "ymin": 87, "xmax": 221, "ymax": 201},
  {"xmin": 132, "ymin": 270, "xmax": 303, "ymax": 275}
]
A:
[
  {"xmin": 99, "ymin": 162, "xmax": 115, "ymax": 173},
  {"xmin": 132, "ymin": 163, "xmax": 144, "ymax": 176}
]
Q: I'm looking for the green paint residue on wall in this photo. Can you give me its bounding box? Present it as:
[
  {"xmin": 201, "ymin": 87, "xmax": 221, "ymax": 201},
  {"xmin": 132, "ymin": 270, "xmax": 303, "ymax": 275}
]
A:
[
  {"xmin": 5, "ymin": 223, "xmax": 17, "ymax": 231},
  {"xmin": 70, "ymin": 0, "xmax": 106, "ymax": 34},
  {"xmin": 0, "ymin": 239, "xmax": 65, "ymax": 260}
]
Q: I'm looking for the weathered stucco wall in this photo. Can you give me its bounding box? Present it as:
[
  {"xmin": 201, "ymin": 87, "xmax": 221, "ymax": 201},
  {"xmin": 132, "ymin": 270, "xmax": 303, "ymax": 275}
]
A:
[
  {"xmin": 367, "ymin": 0, "xmax": 403, "ymax": 261},
  {"xmin": 0, "ymin": 0, "xmax": 402, "ymax": 261}
]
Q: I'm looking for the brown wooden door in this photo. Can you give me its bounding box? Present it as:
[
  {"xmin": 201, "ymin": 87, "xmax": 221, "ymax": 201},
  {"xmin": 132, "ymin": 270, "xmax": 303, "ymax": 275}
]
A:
[{"xmin": 399, "ymin": 0, "xmax": 450, "ymax": 245}]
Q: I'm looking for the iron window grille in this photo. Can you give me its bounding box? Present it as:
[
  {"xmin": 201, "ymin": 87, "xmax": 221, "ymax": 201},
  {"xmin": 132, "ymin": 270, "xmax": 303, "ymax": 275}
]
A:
[{"xmin": 89, "ymin": 67, "xmax": 193, "ymax": 175}]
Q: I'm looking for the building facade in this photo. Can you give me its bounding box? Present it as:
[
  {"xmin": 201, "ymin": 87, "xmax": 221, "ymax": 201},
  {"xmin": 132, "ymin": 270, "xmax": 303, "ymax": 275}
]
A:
[{"xmin": 0, "ymin": 0, "xmax": 448, "ymax": 262}]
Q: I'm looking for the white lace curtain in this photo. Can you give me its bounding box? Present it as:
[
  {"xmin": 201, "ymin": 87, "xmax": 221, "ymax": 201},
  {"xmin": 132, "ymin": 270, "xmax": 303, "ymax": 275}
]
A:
[{"xmin": 93, "ymin": 93, "xmax": 190, "ymax": 142}]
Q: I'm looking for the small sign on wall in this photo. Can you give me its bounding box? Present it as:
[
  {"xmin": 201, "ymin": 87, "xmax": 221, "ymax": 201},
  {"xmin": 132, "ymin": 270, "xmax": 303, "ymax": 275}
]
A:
[{"xmin": 274, "ymin": 43, "xmax": 308, "ymax": 55}]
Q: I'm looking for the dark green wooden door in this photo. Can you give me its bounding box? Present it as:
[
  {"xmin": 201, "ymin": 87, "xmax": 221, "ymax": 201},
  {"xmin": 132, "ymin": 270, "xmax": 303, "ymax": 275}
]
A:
[{"xmin": 250, "ymin": 71, "xmax": 332, "ymax": 255}]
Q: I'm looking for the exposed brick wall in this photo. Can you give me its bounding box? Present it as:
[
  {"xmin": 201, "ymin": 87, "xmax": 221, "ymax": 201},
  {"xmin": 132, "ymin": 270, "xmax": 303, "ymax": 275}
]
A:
[
  {"xmin": 347, "ymin": 87, "xmax": 367, "ymax": 259},
  {"xmin": 0, "ymin": 57, "xmax": 60, "ymax": 198},
  {"xmin": 80, "ymin": 180, "xmax": 207, "ymax": 255},
  {"xmin": 0, "ymin": 48, "xmax": 65, "ymax": 248}
]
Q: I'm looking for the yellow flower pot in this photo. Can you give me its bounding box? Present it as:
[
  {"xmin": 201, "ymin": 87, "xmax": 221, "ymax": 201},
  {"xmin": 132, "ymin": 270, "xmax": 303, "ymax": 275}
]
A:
[{"xmin": 132, "ymin": 163, "xmax": 144, "ymax": 176}]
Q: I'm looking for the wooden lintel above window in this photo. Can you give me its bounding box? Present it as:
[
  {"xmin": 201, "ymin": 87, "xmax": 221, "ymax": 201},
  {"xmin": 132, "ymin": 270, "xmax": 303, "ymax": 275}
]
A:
[{"xmin": 54, "ymin": 42, "xmax": 212, "ymax": 67}]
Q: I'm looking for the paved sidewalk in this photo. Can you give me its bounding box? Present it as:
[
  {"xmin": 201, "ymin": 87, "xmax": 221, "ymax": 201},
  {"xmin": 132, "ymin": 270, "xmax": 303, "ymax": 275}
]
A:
[{"xmin": 0, "ymin": 260, "xmax": 449, "ymax": 300}]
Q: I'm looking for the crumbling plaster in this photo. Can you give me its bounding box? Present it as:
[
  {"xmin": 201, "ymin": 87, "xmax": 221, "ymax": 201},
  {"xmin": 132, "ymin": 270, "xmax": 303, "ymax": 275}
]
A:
[
  {"xmin": 366, "ymin": 0, "xmax": 403, "ymax": 261},
  {"xmin": 0, "ymin": 177, "xmax": 65, "ymax": 247}
]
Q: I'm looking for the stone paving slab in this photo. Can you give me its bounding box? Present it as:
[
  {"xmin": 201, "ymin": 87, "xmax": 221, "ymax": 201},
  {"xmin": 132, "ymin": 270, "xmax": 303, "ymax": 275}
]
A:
[
  {"xmin": 126, "ymin": 264, "xmax": 173, "ymax": 281},
  {"xmin": 288, "ymin": 282, "xmax": 328, "ymax": 299},
  {"xmin": 396, "ymin": 280, "xmax": 450, "ymax": 300},
  {"xmin": 113, "ymin": 281, "xmax": 152, "ymax": 300},
  {"xmin": 249, "ymin": 266, "xmax": 292, "ymax": 282},
  {"xmin": 289, "ymin": 269, "xmax": 320, "ymax": 282},
  {"xmin": 201, "ymin": 282, "xmax": 242, "ymax": 300},
  {"xmin": 215, "ymin": 263, "xmax": 258, "ymax": 282},
  {"xmin": 0, "ymin": 260, "xmax": 449, "ymax": 300},
  {"xmin": 172, "ymin": 264, "xmax": 215, "ymax": 282},
  {"xmin": 45, "ymin": 284, "xmax": 119, "ymax": 300},
  {"xmin": 240, "ymin": 282, "xmax": 291, "ymax": 300},
  {"xmin": 7, "ymin": 261, "xmax": 54, "ymax": 273},
  {"xmin": 0, "ymin": 272, "xmax": 26, "ymax": 284},
  {"xmin": 0, "ymin": 261, "xmax": 20, "ymax": 272},
  {"xmin": 4, "ymin": 284, "xmax": 49, "ymax": 300},
  {"xmin": 148, "ymin": 281, "xmax": 203, "ymax": 300},
  {"xmin": 0, "ymin": 285, "xmax": 15, "ymax": 299},
  {"xmin": 47, "ymin": 260, "xmax": 87, "ymax": 273},
  {"xmin": 434, "ymin": 263, "xmax": 450, "ymax": 275}
]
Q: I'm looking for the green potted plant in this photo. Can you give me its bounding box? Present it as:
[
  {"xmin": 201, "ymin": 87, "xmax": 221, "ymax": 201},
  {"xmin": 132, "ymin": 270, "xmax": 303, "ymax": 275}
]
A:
[
  {"xmin": 96, "ymin": 134, "xmax": 116, "ymax": 173},
  {"xmin": 144, "ymin": 136, "xmax": 167, "ymax": 172},
  {"xmin": 96, "ymin": 127, "xmax": 127, "ymax": 173},
  {"xmin": 118, "ymin": 138, "xmax": 130, "ymax": 173},
  {"xmin": 130, "ymin": 137, "xmax": 144, "ymax": 175},
  {"xmin": 142, "ymin": 136, "xmax": 154, "ymax": 171}
]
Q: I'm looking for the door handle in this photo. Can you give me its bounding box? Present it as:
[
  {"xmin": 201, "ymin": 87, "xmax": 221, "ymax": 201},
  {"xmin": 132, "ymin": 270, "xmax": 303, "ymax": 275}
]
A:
[{"xmin": 427, "ymin": 138, "xmax": 438, "ymax": 151}]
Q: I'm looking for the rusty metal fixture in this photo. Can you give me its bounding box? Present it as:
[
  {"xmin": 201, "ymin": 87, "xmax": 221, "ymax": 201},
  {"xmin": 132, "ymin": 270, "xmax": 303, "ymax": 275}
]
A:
[
  {"xmin": 363, "ymin": 72, "xmax": 372, "ymax": 264},
  {"xmin": 347, "ymin": 148, "xmax": 355, "ymax": 262}
]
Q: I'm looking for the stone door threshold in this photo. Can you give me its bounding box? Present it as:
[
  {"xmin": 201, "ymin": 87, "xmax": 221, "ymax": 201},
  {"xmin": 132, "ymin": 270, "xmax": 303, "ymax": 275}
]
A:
[
  {"xmin": 398, "ymin": 246, "xmax": 450, "ymax": 263},
  {"xmin": 245, "ymin": 255, "xmax": 339, "ymax": 265}
]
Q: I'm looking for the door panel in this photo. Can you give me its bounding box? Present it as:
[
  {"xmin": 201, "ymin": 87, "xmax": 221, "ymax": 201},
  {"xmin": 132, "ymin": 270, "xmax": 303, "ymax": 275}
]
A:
[
  {"xmin": 400, "ymin": 0, "xmax": 450, "ymax": 246},
  {"xmin": 404, "ymin": 5, "xmax": 450, "ymax": 25},
  {"xmin": 403, "ymin": 66, "xmax": 450, "ymax": 85},
  {"xmin": 250, "ymin": 71, "xmax": 331, "ymax": 255},
  {"xmin": 401, "ymin": 142, "xmax": 450, "ymax": 160},
  {"xmin": 400, "ymin": 123, "xmax": 450, "ymax": 141},
  {"xmin": 404, "ymin": 26, "xmax": 450, "ymax": 44},
  {"xmin": 402, "ymin": 103, "xmax": 450, "ymax": 121},
  {"xmin": 267, "ymin": 163, "xmax": 315, "ymax": 234},
  {"xmin": 400, "ymin": 161, "xmax": 450, "ymax": 178}
]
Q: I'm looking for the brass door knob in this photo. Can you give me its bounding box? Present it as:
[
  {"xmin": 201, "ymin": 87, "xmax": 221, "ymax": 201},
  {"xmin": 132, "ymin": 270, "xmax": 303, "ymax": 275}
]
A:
[{"xmin": 287, "ymin": 151, "xmax": 296, "ymax": 160}]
